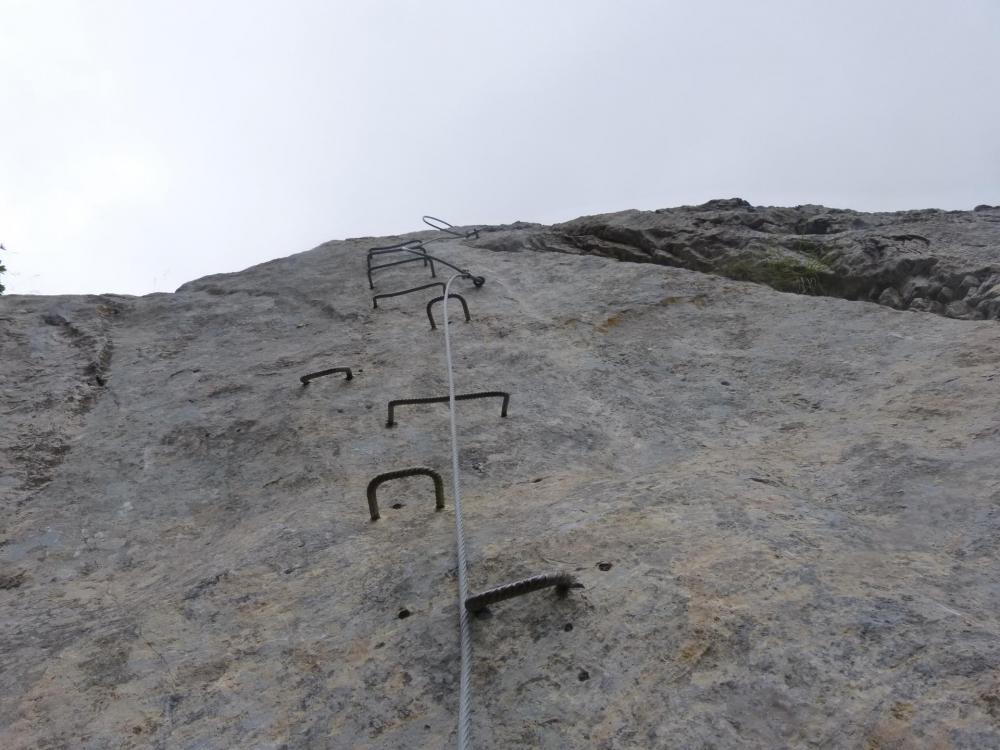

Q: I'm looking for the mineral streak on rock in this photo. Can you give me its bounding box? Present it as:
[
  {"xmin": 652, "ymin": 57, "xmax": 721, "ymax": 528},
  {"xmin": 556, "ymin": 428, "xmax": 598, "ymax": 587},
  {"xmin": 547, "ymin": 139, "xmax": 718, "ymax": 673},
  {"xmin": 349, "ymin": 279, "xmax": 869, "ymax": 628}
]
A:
[{"xmin": 2, "ymin": 201, "xmax": 1000, "ymax": 748}]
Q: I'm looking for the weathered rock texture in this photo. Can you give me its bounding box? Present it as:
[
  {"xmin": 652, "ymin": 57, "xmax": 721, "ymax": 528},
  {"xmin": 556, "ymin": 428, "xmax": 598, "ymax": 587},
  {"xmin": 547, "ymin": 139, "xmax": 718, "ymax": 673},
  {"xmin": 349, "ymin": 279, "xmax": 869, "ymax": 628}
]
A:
[
  {"xmin": 476, "ymin": 199, "xmax": 1000, "ymax": 320},
  {"xmin": 2, "ymin": 202, "xmax": 1000, "ymax": 749}
]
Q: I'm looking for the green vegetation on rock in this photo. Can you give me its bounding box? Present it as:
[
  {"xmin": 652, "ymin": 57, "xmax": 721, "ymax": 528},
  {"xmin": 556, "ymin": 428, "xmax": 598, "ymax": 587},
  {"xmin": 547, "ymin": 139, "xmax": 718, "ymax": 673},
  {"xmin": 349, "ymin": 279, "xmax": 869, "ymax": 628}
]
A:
[{"xmin": 720, "ymin": 253, "xmax": 832, "ymax": 295}]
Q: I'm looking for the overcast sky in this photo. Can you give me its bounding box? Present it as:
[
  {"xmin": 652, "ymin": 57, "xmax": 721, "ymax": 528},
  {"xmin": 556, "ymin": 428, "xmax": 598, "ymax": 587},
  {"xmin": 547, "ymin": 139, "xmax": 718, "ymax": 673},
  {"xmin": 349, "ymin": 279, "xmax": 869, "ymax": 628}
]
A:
[{"xmin": 2, "ymin": 1, "xmax": 998, "ymax": 296}]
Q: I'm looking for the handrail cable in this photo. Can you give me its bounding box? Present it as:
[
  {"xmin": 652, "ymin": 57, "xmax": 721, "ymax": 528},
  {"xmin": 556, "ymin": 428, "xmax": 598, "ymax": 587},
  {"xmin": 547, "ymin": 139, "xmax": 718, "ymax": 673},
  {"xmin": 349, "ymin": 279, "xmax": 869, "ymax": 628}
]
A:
[{"xmin": 441, "ymin": 271, "xmax": 475, "ymax": 749}]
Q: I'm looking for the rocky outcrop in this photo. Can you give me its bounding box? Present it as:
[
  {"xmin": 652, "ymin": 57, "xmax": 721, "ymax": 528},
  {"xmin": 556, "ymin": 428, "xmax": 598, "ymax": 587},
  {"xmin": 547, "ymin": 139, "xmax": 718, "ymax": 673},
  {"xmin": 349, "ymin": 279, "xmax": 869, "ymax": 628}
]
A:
[
  {"xmin": 2, "ymin": 207, "xmax": 1000, "ymax": 748},
  {"xmin": 474, "ymin": 198, "xmax": 1000, "ymax": 320}
]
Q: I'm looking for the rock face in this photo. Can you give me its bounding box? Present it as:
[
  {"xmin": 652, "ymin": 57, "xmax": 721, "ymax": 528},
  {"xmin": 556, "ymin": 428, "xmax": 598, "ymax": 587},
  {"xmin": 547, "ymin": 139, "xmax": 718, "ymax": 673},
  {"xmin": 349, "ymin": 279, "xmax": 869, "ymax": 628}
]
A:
[
  {"xmin": 2, "ymin": 204, "xmax": 1000, "ymax": 749},
  {"xmin": 475, "ymin": 198, "xmax": 1000, "ymax": 320}
]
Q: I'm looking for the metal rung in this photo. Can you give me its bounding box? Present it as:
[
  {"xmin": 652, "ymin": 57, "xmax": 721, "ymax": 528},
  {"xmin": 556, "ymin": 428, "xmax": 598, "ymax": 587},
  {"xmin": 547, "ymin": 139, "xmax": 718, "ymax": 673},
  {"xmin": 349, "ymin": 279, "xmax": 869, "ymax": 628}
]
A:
[
  {"xmin": 367, "ymin": 239, "xmax": 425, "ymax": 262},
  {"xmin": 366, "ymin": 467, "xmax": 445, "ymax": 521},
  {"xmin": 465, "ymin": 572, "xmax": 581, "ymax": 613},
  {"xmin": 373, "ymin": 282, "xmax": 446, "ymax": 309},
  {"xmin": 367, "ymin": 242, "xmax": 485, "ymax": 290},
  {"xmin": 427, "ymin": 293, "xmax": 471, "ymax": 330},
  {"xmin": 386, "ymin": 391, "xmax": 509, "ymax": 427},
  {"xmin": 300, "ymin": 367, "xmax": 353, "ymax": 385},
  {"xmin": 367, "ymin": 255, "xmax": 436, "ymax": 288}
]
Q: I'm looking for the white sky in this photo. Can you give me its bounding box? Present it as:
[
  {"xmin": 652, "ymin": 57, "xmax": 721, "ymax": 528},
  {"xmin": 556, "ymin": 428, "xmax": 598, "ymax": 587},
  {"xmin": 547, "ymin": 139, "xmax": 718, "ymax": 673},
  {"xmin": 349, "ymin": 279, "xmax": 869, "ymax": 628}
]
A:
[{"xmin": 2, "ymin": 1, "xmax": 998, "ymax": 296}]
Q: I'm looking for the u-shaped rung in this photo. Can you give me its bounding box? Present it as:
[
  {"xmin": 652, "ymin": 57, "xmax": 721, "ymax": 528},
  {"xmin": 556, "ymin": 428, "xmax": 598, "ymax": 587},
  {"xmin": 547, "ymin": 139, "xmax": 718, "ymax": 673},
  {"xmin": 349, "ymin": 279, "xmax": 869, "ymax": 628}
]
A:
[
  {"xmin": 367, "ymin": 247, "xmax": 435, "ymax": 289},
  {"xmin": 300, "ymin": 367, "xmax": 353, "ymax": 385},
  {"xmin": 372, "ymin": 282, "xmax": 446, "ymax": 309},
  {"xmin": 368, "ymin": 241, "xmax": 485, "ymax": 290},
  {"xmin": 367, "ymin": 239, "xmax": 426, "ymax": 264},
  {"xmin": 386, "ymin": 391, "xmax": 509, "ymax": 427},
  {"xmin": 465, "ymin": 572, "xmax": 582, "ymax": 614},
  {"xmin": 369, "ymin": 253, "xmax": 435, "ymax": 278},
  {"xmin": 366, "ymin": 467, "xmax": 445, "ymax": 521},
  {"xmin": 426, "ymin": 294, "xmax": 471, "ymax": 330}
]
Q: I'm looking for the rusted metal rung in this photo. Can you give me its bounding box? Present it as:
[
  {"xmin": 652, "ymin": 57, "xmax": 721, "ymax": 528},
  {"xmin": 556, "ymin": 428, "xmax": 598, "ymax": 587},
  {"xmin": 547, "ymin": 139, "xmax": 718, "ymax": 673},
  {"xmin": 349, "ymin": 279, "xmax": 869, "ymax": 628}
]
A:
[
  {"xmin": 367, "ymin": 255, "xmax": 436, "ymax": 289},
  {"xmin": 426, "ymin": 293, "xmax": 471, "ymax": 330},
  {"xmin": 300, "ymin": 367, "xmax": 353, "ymax": 385},
  {"xmin": 386, "ymin": 391, "xmax": 510, "ymax": 427},
  {"xmin": 369, "ymin": 255, "xmax": 429, "ymax": 272},
  {"xmin": 367, "ymin": 248, "xmax": 435, "ymax": 290},
  {"xmin": 378, "ymin": 245, "xmax": 484, "ymax": 288},
  {"xmin": 367, "ymin": 238, "xmax": 485, "ymax": 290},
  {"xmin": 367, "ymin": 239, "xmax": 426, "ymax": 263},
  {"xmin": 465, "ymin": 572, "xmax": 581, "ymax": 613},
  {"xmin": 372, "ymin": 282, "xmax": 446, "ymax": 309},
  {"xmin": 366, "ymin": 467, "xmax": 445, "ymax": 521}
]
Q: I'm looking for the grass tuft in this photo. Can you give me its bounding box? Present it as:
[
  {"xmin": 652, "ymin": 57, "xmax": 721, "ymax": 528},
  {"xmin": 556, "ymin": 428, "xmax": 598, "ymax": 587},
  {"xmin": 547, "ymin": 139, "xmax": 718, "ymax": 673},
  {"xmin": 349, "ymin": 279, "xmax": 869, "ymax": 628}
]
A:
[{"xmin": 720, "ymin": 254, "xmax": 831, "ymax": 295}]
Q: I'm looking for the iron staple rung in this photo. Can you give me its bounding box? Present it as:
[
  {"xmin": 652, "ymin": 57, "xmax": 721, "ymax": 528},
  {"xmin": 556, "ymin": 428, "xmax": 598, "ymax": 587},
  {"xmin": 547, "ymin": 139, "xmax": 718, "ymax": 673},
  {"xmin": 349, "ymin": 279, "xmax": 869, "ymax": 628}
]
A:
[
  {"xmin": 427, "ymin": 293, "xmax": 471, "ymax": 329},
  {"xmin": 373, "ymin": 282, "xmax": 446, "ymax": 309},
  {"xmin": 367, "ymin": 250, "xmax": 435, "ymax": 289},
  {"xmin": 465, "ymin": 572, "xmax": 580, "ymax": 613},
  {"xmin": 366, "ymin": 467, "xmax": 445, "ymax": 521},
  {"xmin": 366, "ymin": 240, "xmax": 485, "ymax": 290},
  {"xmin": 367, "ymin": 240, "xmax": 426, "ymax": 262},
  {"xmin": 369, "ymin": 255, "xmax": 434, "ymax": 274},
  {"xmin": 386, "ymin": 391, "xmax": 509, "ymax": 427},
  {"xmin": 365, "ymin": 235, "xmax": 449, "ymax": 260},
  {"xmin": 300, "ymin": 367, "xmax": 353, "ymax": 385}
]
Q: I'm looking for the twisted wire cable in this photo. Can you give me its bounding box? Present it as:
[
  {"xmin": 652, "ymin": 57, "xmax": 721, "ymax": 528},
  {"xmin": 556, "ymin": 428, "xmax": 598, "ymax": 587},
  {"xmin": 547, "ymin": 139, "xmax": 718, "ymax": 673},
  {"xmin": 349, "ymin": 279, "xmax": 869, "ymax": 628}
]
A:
[{"xmin": 442, "ymin": 271, "xmax": 475, "ymax": 750}]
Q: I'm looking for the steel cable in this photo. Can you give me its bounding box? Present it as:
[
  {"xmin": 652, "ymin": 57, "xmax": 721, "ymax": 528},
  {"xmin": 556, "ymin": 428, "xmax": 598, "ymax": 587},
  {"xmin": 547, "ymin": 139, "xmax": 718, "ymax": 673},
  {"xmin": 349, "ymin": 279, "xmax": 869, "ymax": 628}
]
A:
[
  {"xmin": 441, "ymin": 271, "xmax": 475, "ymax": 750},
  {"xmin": 366, "ymin": 218, "xmax": 574, "ymax": 749}
]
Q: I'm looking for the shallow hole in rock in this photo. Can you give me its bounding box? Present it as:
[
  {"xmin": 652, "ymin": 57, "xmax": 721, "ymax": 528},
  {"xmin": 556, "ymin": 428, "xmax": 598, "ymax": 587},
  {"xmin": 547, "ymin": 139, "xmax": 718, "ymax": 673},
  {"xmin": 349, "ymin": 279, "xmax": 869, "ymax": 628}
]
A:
[
  {"xmin": 391, "ymin": 503, "xmax": 404, "ymax": 509},
  {"xmin": 375, "ymin": 642, "xmax": 385, "ymax": 649},
  {"xmin": 398, "ymin": 608, "xmax": 411, "ymax": 619},
  {"xmin": 564, "ymin": 623, "xmax": 574, "ymax": 632},
  {"xmin": 578, "ymin": 669, "xmax": 590, "ymax": 682},
  {"xmin": 532, "ymin": 478, "xmax": 543, "ymax": 483},
  {"xmin": 597, "ymin": 562, "xmax": 613, "ymax": 571}
]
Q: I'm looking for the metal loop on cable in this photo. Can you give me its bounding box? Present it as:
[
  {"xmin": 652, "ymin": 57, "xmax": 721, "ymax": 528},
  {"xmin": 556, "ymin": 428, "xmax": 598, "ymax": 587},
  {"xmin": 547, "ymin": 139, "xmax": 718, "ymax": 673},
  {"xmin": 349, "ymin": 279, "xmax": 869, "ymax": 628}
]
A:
[{"xmin": 423, "ymin": 215, "xmax": 480, "ymax": 240}]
